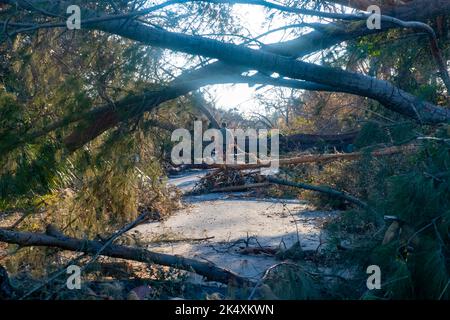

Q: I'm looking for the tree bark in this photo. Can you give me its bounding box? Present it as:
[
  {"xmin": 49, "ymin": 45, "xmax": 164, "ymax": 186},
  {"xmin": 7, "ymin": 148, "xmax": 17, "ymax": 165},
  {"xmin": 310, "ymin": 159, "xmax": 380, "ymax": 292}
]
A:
[
  {"xmin": 266, "ymin": 176, "xmax": 368, "ymax": 208},
  {"xmin": 5, "ymin": 0, "xmax": 450, "ymax": 151},
  {"xmin": 184, "ymin": 145, "xmax": 417, "ymax": 170},
  {"xmin": 0, "ymin": 228, "xmax": 254, "ymax": 287},
  {"xmin": 279, "ymin": 131, "xmax": 359, "ymax": 151}
]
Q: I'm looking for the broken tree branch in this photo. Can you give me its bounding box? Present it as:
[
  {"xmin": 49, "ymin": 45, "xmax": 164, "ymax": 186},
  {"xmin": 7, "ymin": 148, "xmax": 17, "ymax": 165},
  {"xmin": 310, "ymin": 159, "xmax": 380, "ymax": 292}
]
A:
[
  {"xmin": 0, "ymin": 228, "xmax": 254, "ymax": 288},
  {"xmin": 266, "ymin": 176, "xmax": 368, "ymax": 208},
  {"xmin": 184, "ymin": 144, "xmax": 418, "ymax": 170},
  {"xmin": 279, "ymin": 131, "xmax": 358, "ymax": 151}
]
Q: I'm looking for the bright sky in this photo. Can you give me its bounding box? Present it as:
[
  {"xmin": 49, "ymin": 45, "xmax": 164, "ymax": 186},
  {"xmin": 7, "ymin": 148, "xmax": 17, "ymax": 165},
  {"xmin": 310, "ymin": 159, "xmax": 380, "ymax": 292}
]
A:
[
  {"xmin": 204, "ymin": 3, "xmax": 330, "ymax": 117},
  {"xmin": 207, "ymin": 4, "xmax": 295, "ymax": 115}
]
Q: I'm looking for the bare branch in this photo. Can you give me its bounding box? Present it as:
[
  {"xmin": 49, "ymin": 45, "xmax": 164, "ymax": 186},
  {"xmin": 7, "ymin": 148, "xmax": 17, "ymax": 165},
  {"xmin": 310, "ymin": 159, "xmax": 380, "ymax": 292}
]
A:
[{"xmin": 0, "ymin": 227, "xmax": 255, "ymax": 287}]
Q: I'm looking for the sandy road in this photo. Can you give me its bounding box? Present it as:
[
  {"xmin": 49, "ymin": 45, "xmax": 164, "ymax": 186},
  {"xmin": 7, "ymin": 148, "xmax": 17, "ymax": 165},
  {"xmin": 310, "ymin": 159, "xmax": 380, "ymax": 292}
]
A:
[{"xmin": 134, "ymin": 170, "xmax": 334, "ymax": 281}]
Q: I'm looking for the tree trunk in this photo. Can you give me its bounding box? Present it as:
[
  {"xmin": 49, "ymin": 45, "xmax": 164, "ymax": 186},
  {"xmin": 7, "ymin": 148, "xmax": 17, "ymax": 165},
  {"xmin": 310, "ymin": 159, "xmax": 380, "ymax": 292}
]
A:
[
  {"xmin": 0, "ymin": 228, "xmax": 254, "ymax": 288},
  {"xmin": 184, "ymin": 145, "xmax": 417, "ymax": 170}
]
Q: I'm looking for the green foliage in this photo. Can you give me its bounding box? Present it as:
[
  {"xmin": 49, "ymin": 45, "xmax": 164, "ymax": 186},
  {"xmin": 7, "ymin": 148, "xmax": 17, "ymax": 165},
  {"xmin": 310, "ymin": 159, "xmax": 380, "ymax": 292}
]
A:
[
  {"xmin": 0, "ymin": 143, "xmax": 62, "ymax": 199},
  {"xmin": 355, "ymin": 121, "xmax": 416, "ymax": 148},
  {"xmin": 324, "ymin": 132, "xmax": 450, "ymax": 299},
  {"xmin": 354, "ymin": 122, "xmax": 390, "ymax": 148},
  {"xmin": 0, "ymin": 27, "xmax": 184, "ymax": 277}
]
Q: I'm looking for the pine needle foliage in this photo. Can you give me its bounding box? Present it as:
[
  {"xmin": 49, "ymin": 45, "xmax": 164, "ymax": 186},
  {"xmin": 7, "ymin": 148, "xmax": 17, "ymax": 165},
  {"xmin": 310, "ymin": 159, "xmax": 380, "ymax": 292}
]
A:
[{"xmin": 323, "ymin": 126, "xmax": 450, "ymax": 300}]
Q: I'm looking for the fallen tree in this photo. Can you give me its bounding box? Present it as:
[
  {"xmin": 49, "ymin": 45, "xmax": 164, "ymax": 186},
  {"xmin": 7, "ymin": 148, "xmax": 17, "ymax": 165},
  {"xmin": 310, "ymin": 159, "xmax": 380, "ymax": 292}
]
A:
[
  {"xmin": 279, "ymin": 131, "xmax": 359, "ymax": 151},
  {"xmin": 266, "ymin": 176, "xmax": 368, "ymax": 208},
  {"xmin": 190, "ymin": 169, "xmax": 367, "ymax": 207},
  {"xmin": 75, "ymin": 4, "xmax": 450, "ymax": 125},
  {"xmin": 183, "ymin": 144, "xmax": 418, "ymax": 170},
  {"xmin": 3, "ymin": 0, "xmax": 450, "ymax": 152},
  {"xmin": 0, "ymin": 228, "xmax": 254, "ymax": 288}
]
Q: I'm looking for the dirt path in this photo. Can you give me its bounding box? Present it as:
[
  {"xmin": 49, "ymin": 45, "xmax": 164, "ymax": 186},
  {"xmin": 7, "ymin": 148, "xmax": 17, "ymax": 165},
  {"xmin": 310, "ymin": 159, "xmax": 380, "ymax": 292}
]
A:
[{"xmin": 134, "ymin": 170, "xmax": 335, "ymax": 282}]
